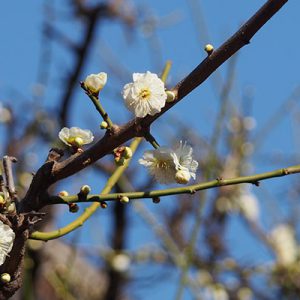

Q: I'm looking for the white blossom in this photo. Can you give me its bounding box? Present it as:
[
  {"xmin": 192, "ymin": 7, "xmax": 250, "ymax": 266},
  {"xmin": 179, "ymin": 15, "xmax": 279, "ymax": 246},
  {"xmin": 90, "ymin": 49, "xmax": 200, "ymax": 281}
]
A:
[
  {"xmin": 270, "ymin": 224, "xmax": 297, "ymax": 265},
  {"xmin": 0, "ymin": 221, "xmax": 15, "ymax": 266},
  {"xmin": 172, "ymin": 141, "xmax": 198, "ymax": 183},
  {"xmin": 84, "ymin": 72, "xmax": 107, "ymax": 94},
  {"xmin": 59, "ymin": 127, "xmax": 94, "ymax": 147},
  {"xmin": 139, "ymin": 141, "xmax": 198, "ymax": 184},
  {"xmin": 122, "ymin": 71, "xmax": 167, "ymax": 118},
  {"xmin": 139, "ymin": 147, "xmax": 177, "ymax": 184}
]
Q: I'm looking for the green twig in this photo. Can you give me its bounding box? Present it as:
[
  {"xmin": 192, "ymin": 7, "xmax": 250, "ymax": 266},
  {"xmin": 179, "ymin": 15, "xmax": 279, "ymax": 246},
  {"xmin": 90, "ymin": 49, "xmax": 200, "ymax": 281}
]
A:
[
  {"xmin": 161, "ymin": 60, "xmax": 172, "ymax": 84},
  {"xmin": 81, "ymin": 82, "xmax": 114, "ymax": 129},
  {"xmin": 30, "ymin": 138, "xmax": 142, "ymax": 241},
  {"xmin": 48, "ymin": 164, "xmax": 300, "ymax": 205}
]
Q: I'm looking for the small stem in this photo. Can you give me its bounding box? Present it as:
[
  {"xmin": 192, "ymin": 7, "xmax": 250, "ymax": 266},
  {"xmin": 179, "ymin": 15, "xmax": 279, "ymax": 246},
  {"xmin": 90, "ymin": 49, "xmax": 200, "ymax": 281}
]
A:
[
  {"xmin": 144, "ymin": 131, "xmax": 160, "ymax": 149},
  {"xmin": 81, "ymin": 83, "xmax": 114, "ymax": 129},
  {"xmin": 2, "ymin": 155, "xmax": 18, "ymax": 201}
]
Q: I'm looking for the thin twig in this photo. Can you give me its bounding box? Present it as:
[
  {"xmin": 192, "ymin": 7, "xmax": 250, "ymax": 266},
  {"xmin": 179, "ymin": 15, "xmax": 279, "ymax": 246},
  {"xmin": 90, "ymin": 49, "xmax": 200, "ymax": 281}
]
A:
[
  {"xmin": 2, "ymin": 155, "xmax": 18, "ymax": 201},
  {"xmin": 48, "ymin": 164, "xmax": 300, "ymax": 205},
  {"xmin": 81, "ymin": 82, "xmax": 114, "ymax": 129}
]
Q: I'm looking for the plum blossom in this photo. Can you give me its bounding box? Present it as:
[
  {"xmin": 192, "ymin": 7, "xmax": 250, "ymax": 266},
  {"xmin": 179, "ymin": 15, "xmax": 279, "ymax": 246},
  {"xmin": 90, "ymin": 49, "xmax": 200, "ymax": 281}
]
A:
[
  {"xmin": 139, "ymin": 141, "xmax": 198, "ymax": 184},
  {"xmin": 59, "ymin": 127, "xmax": 94, "ymax": 147},
  {"xmin": 0, "ymin": 221, "xmax": 15, "ymax": 266},
  {"xmin": 139, "ymin": 147, "xmax": 177, "ymax": 184},
  {"xmin": 84, "ymin": 72, "xmax": 107, "ymax": 94},
  {"xmin": 172, "ymin": 141, "xmax": 198, "ymax": 184},
  {"xmin": 122, "ymin": 71, "xmax": 167, "ymax": 118}
]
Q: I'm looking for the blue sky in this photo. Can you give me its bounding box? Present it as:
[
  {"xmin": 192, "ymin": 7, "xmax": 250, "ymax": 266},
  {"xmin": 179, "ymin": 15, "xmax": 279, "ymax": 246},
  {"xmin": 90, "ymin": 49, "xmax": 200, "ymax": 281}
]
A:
[{"xmin": 1, "ymin": 1, "xmax": 300, "ymax": 299}]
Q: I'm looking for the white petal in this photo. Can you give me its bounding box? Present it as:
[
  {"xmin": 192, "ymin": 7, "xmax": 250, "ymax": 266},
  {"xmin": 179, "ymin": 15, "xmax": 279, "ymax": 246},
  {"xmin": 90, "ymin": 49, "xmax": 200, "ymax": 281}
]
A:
[
  {"xmin": 0, "ymin": 221, "xmax": 15, "ymax": 266},
  {"xmin": 58, "ymin": 127, "xmax": 71, "ymax": 145},
  {"xmin": 122, "ymin": 71, "xmax": 167, "ymax": 118}
]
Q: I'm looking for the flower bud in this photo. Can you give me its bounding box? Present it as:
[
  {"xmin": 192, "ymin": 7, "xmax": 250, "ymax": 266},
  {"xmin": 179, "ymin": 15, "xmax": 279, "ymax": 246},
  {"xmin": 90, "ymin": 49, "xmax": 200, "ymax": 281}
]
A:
[
  {"xmin": 0, "ymin": 194, "xmax": 6, "ymax": 206},
  {"xmin": 100, "ymin": 121, "xmax": 108, "ymax": 129},
  {"xmin": 73, "ymin": 137, "xmax": 84, "ymax": 148},
  {"xmin": 175, "ymin": 169, "xmax": 191, "ymax": 184},
  {"xmin": 123, "ymin": 147, "xmax": 132, "ymax": 159},
  {"xmin": 84, "ymin": 72, "xmax": 107, "ymax": 95},
  {"xmin": 166, "ymin": 90, "xmax": 176, "ymax": 103},
  {"xmin": 69, "ymin": 203, "xmax": 79, "ymax": 213},
  {"xmin": 204, "ymin": 44, "xmax": 214, "ymax": 54},
  {"xmin": 115, "ymin": 157, "xmax": 126, "ymax": 166},
  {"xmin": 0, "ymin": 273, "xmax": 11, "ymax": 283},
  {"xmin": 120, "ymin": 196, "xmax": 130, "ymax": 204},
  {"xmin": 100, "ymin": 201, "xmax": 108, "ymax": 209},
  {"xmin": 152, "ymin": 197, "xmax": 160, "ymax": 204},
  {"xmin": 59, "ymin": 190, "xmax": 69, "ymax": 197},
  {"xmin": 80, "ymin": 185, "xmax": 91, "ymax": 195},
  {"xmin": 6, "ymin": 202, "xmax": 16, "ymax": 214}
]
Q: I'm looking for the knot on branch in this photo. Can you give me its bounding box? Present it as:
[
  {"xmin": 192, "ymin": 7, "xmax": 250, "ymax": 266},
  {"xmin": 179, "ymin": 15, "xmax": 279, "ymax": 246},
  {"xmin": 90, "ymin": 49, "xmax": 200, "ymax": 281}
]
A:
[{"xmin": 47, "ymin": 148, "xmax": 64, "ymax": 162}]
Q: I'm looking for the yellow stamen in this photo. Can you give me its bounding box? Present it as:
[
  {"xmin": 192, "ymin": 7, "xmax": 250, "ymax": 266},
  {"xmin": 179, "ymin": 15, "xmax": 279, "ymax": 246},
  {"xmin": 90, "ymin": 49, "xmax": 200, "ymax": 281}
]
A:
[{"xmin": 139, "ymin": 89, "xmax": 151, "ymax": 100}]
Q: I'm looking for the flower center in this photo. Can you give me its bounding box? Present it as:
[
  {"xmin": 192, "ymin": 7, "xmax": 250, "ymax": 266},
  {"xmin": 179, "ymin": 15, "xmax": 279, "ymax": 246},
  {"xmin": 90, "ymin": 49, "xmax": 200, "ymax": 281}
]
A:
[
  {"xmin": 156, "ymin": 160, "xmax": 170, "ymax": 169},
  {"xmin": 139, "ymin": 88, "xmax": 151, "ymax": 101}
]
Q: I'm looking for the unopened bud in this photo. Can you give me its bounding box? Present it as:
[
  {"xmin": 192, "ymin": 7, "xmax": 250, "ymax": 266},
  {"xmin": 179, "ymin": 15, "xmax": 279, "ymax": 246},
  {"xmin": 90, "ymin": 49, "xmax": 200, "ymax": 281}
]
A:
[
  {"xmin": 175, "ymin": 169, "xmax": 191, "ymax": 185},
  {"xmin": 166, "ymin": 90, "xmax": 176, "ymax": 103},
  {"xmin": 152, "ymin": 197, "xmax": 160, "ymax": 204},
  {"xmin": 69, "ymin": 203, "xmax": 79, "ymax": 213},
  {"xmin": 115, "ymin": 157, "xmax": 125, "ymax": 166},
  {"xmin": 204, "ymin": 44, "xmax": 214, "ymax": 54},
  {"xmin": 100, "ymin": 201, "xmax": 108, "ymax": 209},
  {"xmin": 6, "ymin": 202, "xmax": 16, "ymax": 214},
  {"xmin": 73, "ymin": 137, "xmax": 84, "ymax": 148},
  {"xmin": 0, "ymin": 194, "xmax": 6, "ymax": 206},
  {"xmin": 123, "ymin": 147, "xmax": 132, "ymax": 159},
  {"xmin": 80, "ymin": 185, "xmax": 91, "ymax": 195},
  {"xmin": 0, "ymin": 273, "xmax": 11, "ymax": 283},
  {"xmin": 59, "ymin": 190, "xmax": 69, "ymax": 197},
  {"xmin": 120, "ymin": 196, "xmax": 130, "ymax": 204},
  {"xmin": 100, "ymin": 121, "xmax": 108, "ymax": 129}
]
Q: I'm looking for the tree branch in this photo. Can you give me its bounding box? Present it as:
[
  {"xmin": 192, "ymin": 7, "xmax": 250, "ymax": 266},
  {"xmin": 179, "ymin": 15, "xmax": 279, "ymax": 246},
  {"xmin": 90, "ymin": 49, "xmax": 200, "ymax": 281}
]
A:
[{"xmin": 20, "ymin": 0, "xmax": 288, "ymax": 213}]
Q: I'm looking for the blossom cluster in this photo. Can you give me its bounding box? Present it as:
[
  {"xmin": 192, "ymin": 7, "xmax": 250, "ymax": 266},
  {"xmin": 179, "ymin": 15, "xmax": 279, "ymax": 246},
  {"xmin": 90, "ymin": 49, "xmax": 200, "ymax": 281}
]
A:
[
  {"xmin": 83, "ymin": 70, "xmax": 170, "ymax": 118},
  {"xmin": 58, "ymin": 71, "xmax": 197, "ymax": 185}
]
